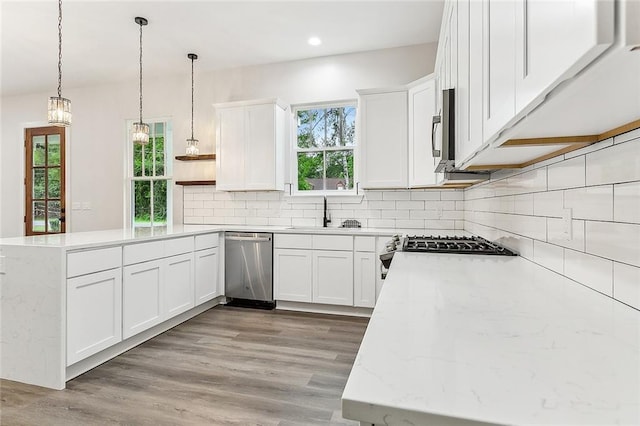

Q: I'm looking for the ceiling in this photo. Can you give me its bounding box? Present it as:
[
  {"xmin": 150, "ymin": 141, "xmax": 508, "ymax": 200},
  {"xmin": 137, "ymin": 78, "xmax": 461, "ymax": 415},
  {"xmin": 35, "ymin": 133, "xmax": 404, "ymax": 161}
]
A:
[{"xmin": 1, "ymin": 1, "xmax": 444, "ymax": 97}]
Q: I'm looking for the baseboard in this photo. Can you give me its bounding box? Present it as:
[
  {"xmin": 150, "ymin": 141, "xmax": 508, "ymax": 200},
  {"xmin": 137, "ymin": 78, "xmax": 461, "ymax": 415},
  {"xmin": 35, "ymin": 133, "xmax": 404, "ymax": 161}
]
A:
[{"xmin": 276, "ymin": 301, "xmax": 373, "ymax": 318}]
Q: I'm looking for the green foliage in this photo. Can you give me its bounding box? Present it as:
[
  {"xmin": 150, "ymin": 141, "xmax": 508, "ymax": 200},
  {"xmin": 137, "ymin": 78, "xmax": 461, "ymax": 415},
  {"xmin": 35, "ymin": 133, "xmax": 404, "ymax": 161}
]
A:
[
  {"xmin": 296, "ymin": 106, "xmax": 356, "ymax": 191},
  {"xmin": 133, "ymin": 135, "xmax": 168, "ymax": 225}
]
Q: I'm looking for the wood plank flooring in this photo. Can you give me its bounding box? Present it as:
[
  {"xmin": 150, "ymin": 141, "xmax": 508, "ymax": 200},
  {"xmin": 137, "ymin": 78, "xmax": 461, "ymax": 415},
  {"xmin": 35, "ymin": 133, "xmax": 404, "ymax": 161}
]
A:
[{"xmin": 0, "ymin": 306, "xmax": 369, "ymax": 425}]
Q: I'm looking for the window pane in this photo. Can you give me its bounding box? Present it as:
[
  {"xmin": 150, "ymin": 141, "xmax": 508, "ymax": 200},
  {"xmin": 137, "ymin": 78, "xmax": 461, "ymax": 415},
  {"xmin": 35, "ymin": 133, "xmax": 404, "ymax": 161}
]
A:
[
  {"xmin": 297, "ymin": 152, "xmax": 324, "ymax": 191},
  {"xmin": 153, "ymin": 180, "xmax": 167, "ymax": 224},
  {"xmin": 133, "ymin": 143, "xmax": 143, "ymax": 177},
  {"xmin": 133, "ymin": 180, "xmax": 151, "ymax": 227},
  {"xmin": 33, "ymin": 136, "xmax": 46, "ymax": 166},
  {"xmin": 33, "ymin": 169, "xmax": 45, "ymax": 199},
  {"xmin": 48, "ymin": 168, "xmax": 61, "ymax": 198},
  {"xmin": 326, "ymin": 150, "xmax": 354, "ymax": 190},
  {"xmin": 297, "ymin": 110, "xmax": 313, "ymax": 148},
  {"xmin": 143, "ymin": 144, "xmax": 153, "ymax": 177},
  {"xmin": 154, "ymin": 122, "xmax": 164, "ymax": 135},
  {"xmin": 47, "ymin": 135, "xmax": 61, "ymax": 165},
  {"xmin": 47, "ymin": 201, "xmax": 61, "ymax": 232},
  {"xmin": 154, "ymin": 136, "xmax": 165, "ymax": 176},
  {"xmin": 33, "ymin": 201, "xmax": 46, "ymax": 232},
  {"xmin": 342, "ymin": 106, "xmax": 356, "ymax": 146}
]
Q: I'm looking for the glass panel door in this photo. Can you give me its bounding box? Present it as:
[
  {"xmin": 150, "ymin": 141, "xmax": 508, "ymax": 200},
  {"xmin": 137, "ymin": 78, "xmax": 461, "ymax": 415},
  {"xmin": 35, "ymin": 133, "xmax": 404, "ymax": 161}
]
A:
[{"xmin": 25, "ymin": 127, "xmax": 66, "ymax": 235}]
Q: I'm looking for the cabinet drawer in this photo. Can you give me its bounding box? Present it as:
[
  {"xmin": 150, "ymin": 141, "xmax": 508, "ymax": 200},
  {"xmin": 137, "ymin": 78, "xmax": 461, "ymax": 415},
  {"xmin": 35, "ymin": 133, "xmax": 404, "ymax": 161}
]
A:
[
  {"xmin": 274, "ymin": 234, "xmax": 313, "ymax": 249},
  {"xmin": 195, "ymin": 233, "xmax": 219, "ymax": 251},
  {"xmin": 123, "ymin": 240, "xmax": 165, "ymax": 265},
  {"xmin": 354, "ymin": 236, "xmax": 376, "ymax": 252},
  {"xmin": 165, "ymin": 236, "xmax": 194, "ymax": 257},
  {"xmin": 313, "ymin": 235, "xmax": 353, "ymax": 251},
  {"xmin": 67, "ymin": 246, "xmax": 122, "ymax": 278}
]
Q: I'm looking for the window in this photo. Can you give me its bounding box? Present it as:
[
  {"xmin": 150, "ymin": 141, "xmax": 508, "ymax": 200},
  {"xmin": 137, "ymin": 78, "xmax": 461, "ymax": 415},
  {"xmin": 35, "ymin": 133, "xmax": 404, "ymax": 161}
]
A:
[
  {"xmin": 293, "ymin": 102, "xmax": 356, "ymax": 193},
  {"xmin": 129, "ymin": 120, "xmax": 172, "ymax": 232}
]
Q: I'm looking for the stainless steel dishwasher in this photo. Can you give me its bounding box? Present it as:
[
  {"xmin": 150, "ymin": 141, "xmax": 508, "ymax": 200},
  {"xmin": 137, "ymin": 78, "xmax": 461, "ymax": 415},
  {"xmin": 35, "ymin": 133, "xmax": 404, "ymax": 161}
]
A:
[{"xmin": 224, "ymin": 232, "xmax": 274, "ymax": 309}]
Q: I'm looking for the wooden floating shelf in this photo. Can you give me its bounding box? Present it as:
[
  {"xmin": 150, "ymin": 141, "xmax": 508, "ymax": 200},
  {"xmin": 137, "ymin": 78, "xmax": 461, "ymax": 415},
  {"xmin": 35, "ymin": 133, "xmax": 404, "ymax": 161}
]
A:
[
  {"xmin": 175, "ymin": 154, "xmax": 216, "ymax": 161},
  {"xmin": 175, "ymin": 180, "xmax": 216, "ymax": 186}
]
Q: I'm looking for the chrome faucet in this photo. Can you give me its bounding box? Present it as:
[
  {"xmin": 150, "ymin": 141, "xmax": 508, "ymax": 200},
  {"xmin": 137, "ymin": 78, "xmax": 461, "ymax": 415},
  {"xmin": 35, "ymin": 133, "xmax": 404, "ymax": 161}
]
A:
[{"xmin": 323, "ymin": 196, "xmax": 331, "ymax": 228}]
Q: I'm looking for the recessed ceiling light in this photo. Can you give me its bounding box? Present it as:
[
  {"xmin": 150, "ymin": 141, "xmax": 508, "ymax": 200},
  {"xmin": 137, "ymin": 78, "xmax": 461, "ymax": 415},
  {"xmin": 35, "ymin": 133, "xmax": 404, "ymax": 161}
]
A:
[{"xmin": 308, "ymin": 36, "xmax": 322, "ymax": 46}]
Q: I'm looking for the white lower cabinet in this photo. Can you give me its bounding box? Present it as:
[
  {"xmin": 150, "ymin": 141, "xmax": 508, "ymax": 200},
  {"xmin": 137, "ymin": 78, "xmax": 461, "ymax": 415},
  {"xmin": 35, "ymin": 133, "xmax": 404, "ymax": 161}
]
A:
[
  {"xmin": 66, "ymin": 268, "xmax": 122, "ymax": 366},
  {"xmin": 165, "ymin": 252, "xmax": 195, "ymax": 318},
  {"xmin": 123, "ymin": 259, "xmax": 164, "ymax": 340},
  {"xmin": 313, "ymin": 251, "xmax": 354, "ymax": 306},
  {"xmin": 195, "ymin": 247, "xmax": 221, "ymax": 304},
  {"xmin": 274, "ymin": 248, "xmax": 313, "ymax": 302},
  {"xmin": 353, "ymin": 252, "xmax": 376, "ymax": 308}
]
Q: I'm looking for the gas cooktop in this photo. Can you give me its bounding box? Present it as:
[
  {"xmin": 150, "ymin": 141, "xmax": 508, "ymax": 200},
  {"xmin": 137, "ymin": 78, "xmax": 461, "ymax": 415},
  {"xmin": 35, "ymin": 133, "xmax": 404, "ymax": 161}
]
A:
[{"xmin": 402, "ymin": 235, "xmax": 517, "ymax": 256}]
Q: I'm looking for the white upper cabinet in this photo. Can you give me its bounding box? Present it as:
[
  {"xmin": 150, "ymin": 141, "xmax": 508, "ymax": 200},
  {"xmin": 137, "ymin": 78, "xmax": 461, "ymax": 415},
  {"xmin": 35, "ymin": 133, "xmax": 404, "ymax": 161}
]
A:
[
  {"xmin": 408, "ymin": 76, "xmax": 437, "ymax": 187},
  {"xmin": 482, "ymin": 0, "xmax": 517, "ymax": 140},
  {"xmin": 215, "ymin": 99, "xmax": 287, "ymax": 191},
  {"xmin": 358, "ymin": 89, "xmax": 408, "ymax": 189},
  {"xmin": 514, "ymin": 0, "xmax": 614, "ymax": 114},
  {"xmin": 455, "ymin": 0, "xmax": 484, "ymax": 167}
]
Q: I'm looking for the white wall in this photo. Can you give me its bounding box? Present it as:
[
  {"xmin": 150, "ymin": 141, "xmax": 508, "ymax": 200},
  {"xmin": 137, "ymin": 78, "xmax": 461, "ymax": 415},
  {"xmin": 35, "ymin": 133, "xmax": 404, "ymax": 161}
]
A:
[
  {"xmin": 464, "ymin": 129, "xmax": 640, "ymax": 311},
  {"xmin": 0, "ymin": 43, "xmax": 436, "ymax": 238}
]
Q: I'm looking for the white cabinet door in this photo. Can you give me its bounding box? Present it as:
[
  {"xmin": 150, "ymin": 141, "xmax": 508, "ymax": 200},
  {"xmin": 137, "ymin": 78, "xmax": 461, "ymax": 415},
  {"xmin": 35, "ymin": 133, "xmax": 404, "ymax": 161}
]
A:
[
  {"xmin": 164, "ymin": 253, "xmax": 195, "ymax": 318},
  {"xmin": 274, "ymin": 248, "xmax": 313, "ymax": 303},
  {"xmin": 313, "ymin": 250, "xmax": 354, "ymax": 306},
  {"xmin": 353, "ymin": 252, "xmax": 376, "ymax": 308},
  {"xmin": 216, "ymin": 107, "xmax": 246, "ymax": 191},
  {"xmin": 408, "ymin": 77, "xmax": 437, "ymax": 187},
  {"xmin": 483, "ymin": 0, "xmax": 517, "ymax": 140},
  {"xmin": 358, "ymin": 91, "xmax": 408, "ymax": 189},
  {"xmin": 67, "ymin": 268, "xmax": 122, "ymax": 366},
  {"xmin": 456, "ymin": 0, "xmax": 485, "ymax": 167},
  {"xmin": 245, "ymin": 104, "xmax": 276, "ymax": 190},
  {"xmin": 194, "ymin": 247, "xmax": 220, "ymax": 305},
  {"xmin": 514, "ymin": 0, "xmax": 613, "ymax": 113},
  {"xmin": 123, "ymin": 259, "xmax": 163, "ymax": 340}
]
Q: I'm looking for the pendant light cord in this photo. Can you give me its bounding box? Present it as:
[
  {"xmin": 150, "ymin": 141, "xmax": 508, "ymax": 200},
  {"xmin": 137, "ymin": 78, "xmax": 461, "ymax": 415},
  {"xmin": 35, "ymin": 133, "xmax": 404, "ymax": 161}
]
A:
[
  {"xmin": 57, "ymin": 0, "xmax": 62, "ymax": 98},
  {"xmin": 138, "ymin": 20, "xmax": 144, "ymax": 125},
  {"xmin": 191, "ymin": 56, "xmax": 195, "ymax": 140}
]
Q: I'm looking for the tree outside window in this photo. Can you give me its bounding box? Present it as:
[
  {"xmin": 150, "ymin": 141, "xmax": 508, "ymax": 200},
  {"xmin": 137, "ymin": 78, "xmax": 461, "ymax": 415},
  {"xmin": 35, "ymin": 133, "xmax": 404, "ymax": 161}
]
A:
[
  {"xmin": 295, "ymin": 103, "xmax": 356, "ymax": 192},
  {"xmin": 130, "ymin": 121, "xmax": 171, "ymax": 232}
]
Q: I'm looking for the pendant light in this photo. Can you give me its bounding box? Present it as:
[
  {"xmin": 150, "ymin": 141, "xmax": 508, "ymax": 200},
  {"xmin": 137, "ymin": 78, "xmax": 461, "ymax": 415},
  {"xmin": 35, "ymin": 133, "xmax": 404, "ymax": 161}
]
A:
[
  {"xmin": 132, "ymin": 17, "xmax": 149, "ymax": 145},
  {"xmin": 185, "ymin": 53, "xmax": 199, "ymax": 157},
  {"xmin": 47, "ymin": 0, "xmax": 71, "ymax": 126}
]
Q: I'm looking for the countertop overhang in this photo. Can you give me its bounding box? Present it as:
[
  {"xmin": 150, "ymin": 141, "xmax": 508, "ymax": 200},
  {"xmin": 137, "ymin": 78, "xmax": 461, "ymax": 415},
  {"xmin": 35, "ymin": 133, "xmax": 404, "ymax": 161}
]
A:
[{"xmin": 342, "ymin": 252, "xmax": 640, "ymax": 425}]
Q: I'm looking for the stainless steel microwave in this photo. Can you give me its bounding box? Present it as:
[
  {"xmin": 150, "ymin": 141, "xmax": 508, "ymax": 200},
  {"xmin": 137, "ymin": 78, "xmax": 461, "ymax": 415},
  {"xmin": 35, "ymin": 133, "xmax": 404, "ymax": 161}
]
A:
[{"xmin": 432, "ymin": 88, "xmax": 455, "ymax": 172}]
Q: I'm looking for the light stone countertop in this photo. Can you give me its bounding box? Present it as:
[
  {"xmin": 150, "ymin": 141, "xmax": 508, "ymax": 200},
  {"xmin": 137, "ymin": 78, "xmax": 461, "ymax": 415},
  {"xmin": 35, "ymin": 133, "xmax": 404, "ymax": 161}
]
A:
[
  {"xmin": 0, "ymin": 225, "xmax": 469, "ymax": 250},
  {"xmin": 342, "ymin": 252, "xmax": 640, "ymax": 425}
]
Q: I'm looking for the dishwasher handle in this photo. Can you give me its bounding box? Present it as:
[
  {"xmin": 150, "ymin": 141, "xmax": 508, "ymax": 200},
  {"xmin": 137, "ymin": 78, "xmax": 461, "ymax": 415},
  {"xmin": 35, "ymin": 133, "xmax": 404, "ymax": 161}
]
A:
[{"xmin": 225, "ymin": 235, "xmax": 272, "ymax": 243}]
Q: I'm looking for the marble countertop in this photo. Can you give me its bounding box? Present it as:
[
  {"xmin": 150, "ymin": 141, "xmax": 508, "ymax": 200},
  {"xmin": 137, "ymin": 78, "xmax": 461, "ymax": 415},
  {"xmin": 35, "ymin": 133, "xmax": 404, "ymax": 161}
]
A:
[
  {"xmin": 0, "ymin": 225, "xmax": 469, "ymax": 250},
  {"xmin": 342, "ymin": 252, "xmax": 640, "ymax": 425}
]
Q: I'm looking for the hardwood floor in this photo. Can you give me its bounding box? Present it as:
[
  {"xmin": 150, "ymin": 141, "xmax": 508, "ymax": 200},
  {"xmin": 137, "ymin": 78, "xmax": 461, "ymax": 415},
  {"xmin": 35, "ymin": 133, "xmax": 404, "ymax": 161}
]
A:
[{"xmin": 0, "ymin": 306, "xmax": 369, "ymax": 425}]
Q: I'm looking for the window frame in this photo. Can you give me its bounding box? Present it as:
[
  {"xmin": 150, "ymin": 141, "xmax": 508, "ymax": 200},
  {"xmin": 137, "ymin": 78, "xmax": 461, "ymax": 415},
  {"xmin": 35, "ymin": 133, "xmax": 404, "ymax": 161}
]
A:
[
  {"xmin": 291, "ymin": 100, "xmax": 358, "ymax": 196},
  {"xmin": 125, "ymin": 118, "xmax": 173, "ymax": 231}
]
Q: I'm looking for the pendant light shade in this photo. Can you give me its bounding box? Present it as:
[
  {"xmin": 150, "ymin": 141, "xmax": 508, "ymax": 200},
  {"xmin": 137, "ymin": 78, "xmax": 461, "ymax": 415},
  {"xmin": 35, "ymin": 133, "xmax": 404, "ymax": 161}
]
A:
[
  {"xmin": 133, "ymin": 17, "xmax": 149, "ymax": 145},
  {"xmin": 48, "ymin": 0, "xmax": 71, "ymax": 127},
  {"xmin": 185, "ymin": 53, "xmax": 199, "ymax": 156}
]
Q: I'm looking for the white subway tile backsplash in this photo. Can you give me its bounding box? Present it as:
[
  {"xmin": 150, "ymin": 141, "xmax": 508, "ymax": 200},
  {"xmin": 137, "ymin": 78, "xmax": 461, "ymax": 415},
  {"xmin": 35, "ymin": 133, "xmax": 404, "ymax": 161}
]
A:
[
  {"xmin": 441, "ymin": 191, "xmax": 464, "ymax": 201},
  {"xmin": 203, "ymin": 200, "xmax": 226, "ymax": 209},
  {"xmin": 363, "ymin": 191, "xmax": 383, "ymax": 200},
  {"xmin": 368, "ymin": 219, "xmax": 396, "ymax": 228},
  {"xmin": 291, "ymin": 218, "xmax": 317, "ymax": 227},
  {"xmin": 564, "ymin": 185, "xmax": 613, "ymax": 221},
  {"xmin": 245, "ymin": 217, "xmax": 269, "ymax": 226},
  {"xmin": 614, "ymin": 182, "xmax": 640, "ymax": 224},
  {"xmin": 613, "ymin": 128, "xmax": 640, "ymax": 145},
  {"xmin": 235, "ymin": 192, "xmax": 257, "ymax": 200},
  {"xmin": 410, "ymin": 191, "xmax": 441, "ymax": 201},
  {"xmin": 547, "ymin": 218, "xmax": 585, "ymax": 252},
  {"xmin": 533, "ymin": 191, "xmax": 564, "ymax": 217},
  {"xmin": 564, "ymin": 138, "xmax": 613, "ymax": 159},
  {"xmin": 564, "ymin": 249, "xmax": 613, "ymax": 296},
  {"xmin": 396, "ymin": 201, "xmax": 425, "ymax": 210},
  {"xmin": 368, "ymin": 201, "xmax": 396, "ymax": 210},
  {"xmin": 382, "ymin": 191, "xmax": 411, "ymax": 201},
  {"xmin": 507, "ymin": 168, "xmax": 547, "ymax": 196},
  {"xmin": 533, "ymin": 241, "xmax": 564, "ymax": 274},
  {"xmin": 224, "ymin": 216, "xmax": 247, "ymax": 225},
  {"xmin": 586, "ymin": 221, "xmax": 640, "ymax": 267},
  {"xmin": 381, "ymin": 210, "xmax": 410, "ymax": 219},
  {"xmin": 613, "ymin": 262, "xmax": 640, "ymax": 310},
  {"xmin": 268, "ymin": 217, "xmax": 292, "ymax": 226},
  {"xmin": 514, "ymin": 194, "xmax": 534, "ymax": 215},
  {"xmin": 193, "ymin": 208, "xmax": 214, "ymax": 217},
  {"xmin": 183, "ymin": 193, "xmax": 194, "ymax": 201},
  {"xmin": 246, "ymin": 201, "xmax": 270, "ymax": 210},
  {"xmin": 547, "ymin": 156, "xmax": 585, "ymax": 190},
  {"xmin": 396, "ymin": 219, "xmax": 426, "ymax": 229},
  {"xmin": 224, "ymin": 200, "xmax": 246, "ymax": 209},
  {"xmin": 256, "ymin": 192, "xmax": 281, "ymax": 201},
  {"xmin": 442, "ymin": 210, "xmax": 464, "ymax": 220},
  {"xmin": 184, "ymin": 216, "xmax": 204, "ymax": 224},
  {"xmin": 193, "ymin": 192, "xmax": 214, "ymax": 201},
  {"xmin": 586, "ymin": 137, "xmax": 640, "ymax": 186},
  {"xmin": 184, "ymin": 200, "xmax": 204, "ymax": 209},
  {"xmin": 425, "ymin": 220, "xmax": 455, "ymax": 229}
]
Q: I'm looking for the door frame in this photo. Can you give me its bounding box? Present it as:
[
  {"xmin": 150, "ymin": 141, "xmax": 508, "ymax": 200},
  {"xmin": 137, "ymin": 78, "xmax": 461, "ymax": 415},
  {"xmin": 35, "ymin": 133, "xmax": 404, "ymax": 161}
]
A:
[{"xmin": 23, "ymin": 123, "xmax": 70, "ymax": 236}]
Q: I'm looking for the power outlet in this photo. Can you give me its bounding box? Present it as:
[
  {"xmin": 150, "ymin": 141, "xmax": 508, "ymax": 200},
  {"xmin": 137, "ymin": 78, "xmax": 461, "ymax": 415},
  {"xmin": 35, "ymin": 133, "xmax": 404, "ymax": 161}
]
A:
[{"xmin": 562, "ymin": 208, "xmax": 573, "ymax": 241}]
